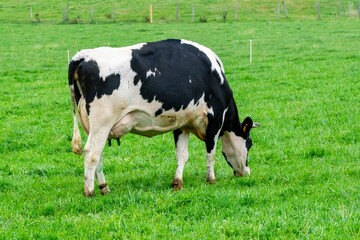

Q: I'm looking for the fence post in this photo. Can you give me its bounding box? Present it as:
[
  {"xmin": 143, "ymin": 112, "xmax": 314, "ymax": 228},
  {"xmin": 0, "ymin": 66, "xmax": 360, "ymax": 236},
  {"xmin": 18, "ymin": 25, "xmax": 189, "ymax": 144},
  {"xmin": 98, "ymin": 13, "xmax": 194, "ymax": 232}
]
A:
[
  {"xmin": 281, "ymin": 0, "xmax": 288, "ymax": 18},
  {"xmin": 150, "ymin": 4, "xmax": 153, "ymax": 23},
  {"xmin": 112, "ymin": 7, "xmax": 115, "ymax": 21},
  {"xmin": 176, "ymin": 2, "xmax": 179, "ymax": 22},
  {"xmin": 30, "ymin": 5, "xmax": 33, "ymax": 20},
  {"xmin": 235, "ymin": 2, "xmax": 239, "ymax": 21},
  {"xmin": 277, "ymin": 3, "xmax": 280, "ymax": 18},
  {"xmin": 192, "ymin": 4, "xmax": 195, "ymax": 22},
  {"xmin": 338, "ymin": 0, "xmax": 342, "ymax": 17},
  {"xmin": 316, "ymin": 2, "xmax": 321, "ymax": 20},
  {"xmin": 90, "ymin": 6, "xmax": 94, "ymax": 23},
  {"xmin": 63, "ymin": 0, "xmax": 69, "ymax": 22},
  {"xmin": 249, "ymin": 39, "xmax": 253, "ymax": 64},
  {"xmin": 358, "ymin": 1, "xmax": 360, "ymax": 18}
]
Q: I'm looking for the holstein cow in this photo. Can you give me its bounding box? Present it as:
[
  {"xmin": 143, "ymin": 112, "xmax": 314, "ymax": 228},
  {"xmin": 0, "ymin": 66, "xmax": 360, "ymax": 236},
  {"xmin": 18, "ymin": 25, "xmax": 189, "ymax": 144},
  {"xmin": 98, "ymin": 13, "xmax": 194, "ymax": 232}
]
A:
[{"xmin": 68, "ymin": 39, "xmax": 256, "ymax": 197}]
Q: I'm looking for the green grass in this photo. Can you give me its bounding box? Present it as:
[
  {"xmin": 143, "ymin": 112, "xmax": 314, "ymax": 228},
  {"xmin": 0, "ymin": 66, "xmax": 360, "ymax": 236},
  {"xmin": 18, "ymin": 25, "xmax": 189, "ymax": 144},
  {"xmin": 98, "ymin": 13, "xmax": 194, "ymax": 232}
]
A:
[{"xmin": 1, "ymin": 1, "xmax": 360, "ymax": 239}]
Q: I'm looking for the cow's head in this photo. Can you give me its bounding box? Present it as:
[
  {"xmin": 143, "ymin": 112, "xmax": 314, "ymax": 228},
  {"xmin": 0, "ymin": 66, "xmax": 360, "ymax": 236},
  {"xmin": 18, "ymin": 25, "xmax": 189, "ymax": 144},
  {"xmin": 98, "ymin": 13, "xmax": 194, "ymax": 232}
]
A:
[{"xmin": 221, "ymin": 117, "xmax": 257, "ymax": 177}]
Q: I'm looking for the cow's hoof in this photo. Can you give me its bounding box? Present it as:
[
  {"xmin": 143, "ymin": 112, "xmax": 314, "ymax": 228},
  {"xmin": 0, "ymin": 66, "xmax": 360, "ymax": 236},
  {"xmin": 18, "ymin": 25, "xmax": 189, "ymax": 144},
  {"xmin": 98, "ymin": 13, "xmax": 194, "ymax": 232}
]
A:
[
  {"xmin": 72, "ymin": 147, "xmax": 82, "ymax": 155},
  {"xmin": 206, "ymin": 178, "xmax": 216, "ymax": 184},
  {"xmin": 171, "ymin": 178, "xmax": 183, "ymax": 190},
  {"xmin": 84, "ymin": 189, "xmax": 94, "ymax": 197},
  {"xmin": 99, "ymin": 183, "xmax": 110, "ymax": 195},
  {"xmin": 100, "ymin": 186, "xmax": 110, "ymax": 195},
  {"xmin": 72, "ymin": 138, "xmax": 82, "ymax": 155}
]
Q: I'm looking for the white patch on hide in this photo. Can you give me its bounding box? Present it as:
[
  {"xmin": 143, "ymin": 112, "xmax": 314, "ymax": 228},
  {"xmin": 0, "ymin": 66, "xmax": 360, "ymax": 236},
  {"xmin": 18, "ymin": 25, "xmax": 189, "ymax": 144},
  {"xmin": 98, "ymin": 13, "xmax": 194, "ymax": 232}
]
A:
[
  {"xmin": 72, "ymin": 43, "xmax": 145, "ymax": 81},
  {"xmin": 146, "ymin": 68, "xmax": 161, "ymax": 79},
  {"xmin": 208, "ymin": 106, "xmax": 214, "ymax": 116}
]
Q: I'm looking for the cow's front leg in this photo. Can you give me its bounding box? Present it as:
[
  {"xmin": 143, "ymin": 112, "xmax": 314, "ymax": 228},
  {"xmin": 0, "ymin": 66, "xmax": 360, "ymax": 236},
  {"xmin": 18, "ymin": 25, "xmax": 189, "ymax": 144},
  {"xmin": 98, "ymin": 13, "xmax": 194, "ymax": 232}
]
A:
[
  {"xmin": 84, "ymin": 131, "xmax": 108, "ymax": 197},
  {"xmin": 171, "ymin": 130, "xmax": 189, "ymax": 190},
  {"xmin": 95, "ymin": 155, "xmax": 110, "ymax": 195},
  {"xmin": 206, "ymin": 149, "xmax": 216, "ymax": 183},
  {"xmin": 205, "ymin": 124, "xmax": 220, "ymax": 184}
]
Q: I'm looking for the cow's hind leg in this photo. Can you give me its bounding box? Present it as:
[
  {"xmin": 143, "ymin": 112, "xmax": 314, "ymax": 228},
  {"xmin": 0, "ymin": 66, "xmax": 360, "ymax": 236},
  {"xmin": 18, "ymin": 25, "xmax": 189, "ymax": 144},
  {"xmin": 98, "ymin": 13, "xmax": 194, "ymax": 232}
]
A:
[
  {"xmin": 70, "ymin": 84, "xmax": 82, "ymax": 155},
  {"xmin": 96, "ymin": 154, "xmax": 110, "ymax": 195},
  {"xmin": 171, "ymin": 130, "xmax": 189, "ymax": 190},
  {"xmin": 84, "ymin": 130, "xmax": 109, "ymax": 197}
]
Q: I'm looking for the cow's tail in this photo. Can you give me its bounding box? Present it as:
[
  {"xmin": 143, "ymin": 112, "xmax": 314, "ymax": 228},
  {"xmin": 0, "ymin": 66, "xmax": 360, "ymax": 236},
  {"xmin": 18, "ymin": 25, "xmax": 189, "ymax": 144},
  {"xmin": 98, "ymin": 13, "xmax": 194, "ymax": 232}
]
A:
[{"xmin": 68, "ymin": 59, "xmax": 83, "ymax": 155}]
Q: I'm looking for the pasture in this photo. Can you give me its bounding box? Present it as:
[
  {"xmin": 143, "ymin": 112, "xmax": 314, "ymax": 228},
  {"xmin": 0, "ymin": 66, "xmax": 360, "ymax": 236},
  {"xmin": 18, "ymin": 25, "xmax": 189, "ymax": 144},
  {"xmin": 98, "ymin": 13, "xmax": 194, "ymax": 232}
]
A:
[{"xmin": 0, "ymin": 1, "xmax": 360, "ymax": 239}]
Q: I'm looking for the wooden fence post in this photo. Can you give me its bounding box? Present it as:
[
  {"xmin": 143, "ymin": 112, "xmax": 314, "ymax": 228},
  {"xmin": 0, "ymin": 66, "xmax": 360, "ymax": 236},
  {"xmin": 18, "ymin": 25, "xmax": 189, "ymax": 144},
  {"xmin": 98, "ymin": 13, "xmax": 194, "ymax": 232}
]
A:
[
  {"xmin": 176, "ymin": 2, "xmax": 179, "ymax": 22},
  {"xmin": 150, "ymin": 4, "xmax": 153, "ymax": 23},
  {"xmin": 316, "ymin": 2, "xmax": 321, "ymax": 20},
  {"xmin": 235, "ymin": 2, "xmax": 239, "ymax": 21},
  {"xmin": 112, "ymin": 7, "xmax": 115, "ymax": 21},
  {"xmin": 192, "ymin": 4, "xmax": 195, "ymax": 22},
  {"xmin": 277, "ymin": 3, "xmax": 280, "ymax": 18},
  {"xmin": 30, "ymin": 5, "xmax": 33, "ymax": 21},
  {"xmin": 90, "ymin": 6, "xmax": 94, "ymax": 23},
  {"xmin": 281, "ymin": 0, "xmax": 288, "ymax": 18},
  {"xmin": 358, "ymin": 1, "xmax": 360, "ymax": 18},
  {"xmin": 63, "ymin": 0, "xmax": 69, "ymax": 22},
  {"xmin": 338, "ymin": 0, "xmax": 342, "ymax": 17},
  {"xmin": 249, "ymin": 39, "xmax": 253, "ymax": 64}
]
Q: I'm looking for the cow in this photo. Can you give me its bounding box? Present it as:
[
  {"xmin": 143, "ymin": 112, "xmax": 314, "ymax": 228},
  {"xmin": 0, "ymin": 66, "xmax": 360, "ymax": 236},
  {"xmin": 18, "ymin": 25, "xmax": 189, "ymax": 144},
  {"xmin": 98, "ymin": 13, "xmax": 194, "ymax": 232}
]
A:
[{"xmin": 68, "ymin": 39, "xmax": 257, "ymax": 197}]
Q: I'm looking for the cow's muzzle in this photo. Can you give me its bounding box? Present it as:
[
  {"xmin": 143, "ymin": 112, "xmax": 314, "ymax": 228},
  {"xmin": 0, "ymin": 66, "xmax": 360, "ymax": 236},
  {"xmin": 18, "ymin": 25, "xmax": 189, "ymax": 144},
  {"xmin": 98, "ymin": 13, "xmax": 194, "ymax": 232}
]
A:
[{"xmin": 234, "ymin": 167, "xmax": 251, "ymax": 177}]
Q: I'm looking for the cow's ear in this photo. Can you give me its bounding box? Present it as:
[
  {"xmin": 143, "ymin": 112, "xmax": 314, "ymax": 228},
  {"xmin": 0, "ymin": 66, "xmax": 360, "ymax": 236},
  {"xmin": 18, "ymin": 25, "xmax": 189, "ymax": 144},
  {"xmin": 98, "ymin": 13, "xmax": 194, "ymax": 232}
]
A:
[
  {"xmin": 242, "ymin": 117, "xmax": 254, "ymax": 135},
  {"xmin": 253, "ymin": 122, "xmax": 261, "ymax": 128}
]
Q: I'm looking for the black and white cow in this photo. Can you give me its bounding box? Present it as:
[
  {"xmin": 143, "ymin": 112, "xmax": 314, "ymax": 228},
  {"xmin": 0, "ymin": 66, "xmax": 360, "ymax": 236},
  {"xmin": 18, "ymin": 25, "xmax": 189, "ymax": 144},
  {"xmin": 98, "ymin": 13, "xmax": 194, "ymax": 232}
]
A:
[{"xmin": 68, "ymin": 39, "xmax": 256, "ymax": 197}]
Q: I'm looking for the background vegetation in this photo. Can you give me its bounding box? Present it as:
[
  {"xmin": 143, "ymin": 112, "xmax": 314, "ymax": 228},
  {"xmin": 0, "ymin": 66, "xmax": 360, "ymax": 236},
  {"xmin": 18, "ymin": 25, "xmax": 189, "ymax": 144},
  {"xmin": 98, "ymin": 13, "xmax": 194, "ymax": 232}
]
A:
[
  {"xmin": 1, "ymin": 0, "xmax": 360, "ymax": 23},
  {"xmin": 0, "ymin": 0, "xmax": 359, "ymax": 239}
]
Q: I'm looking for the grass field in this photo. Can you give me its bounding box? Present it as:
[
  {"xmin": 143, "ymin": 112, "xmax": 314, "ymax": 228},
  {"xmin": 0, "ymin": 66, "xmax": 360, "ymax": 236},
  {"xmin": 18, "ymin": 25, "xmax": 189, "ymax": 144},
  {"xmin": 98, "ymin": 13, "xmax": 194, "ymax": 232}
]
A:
[{"xmin": 0, "ymin": 1, "xmax": 360, "ymax": 239}]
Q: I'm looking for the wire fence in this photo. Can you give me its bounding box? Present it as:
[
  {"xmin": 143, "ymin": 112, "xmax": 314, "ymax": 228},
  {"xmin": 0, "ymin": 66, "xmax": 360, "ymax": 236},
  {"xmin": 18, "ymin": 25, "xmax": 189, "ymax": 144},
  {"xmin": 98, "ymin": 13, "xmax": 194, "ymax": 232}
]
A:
[{"xmin": 1, "ymin": 0, "xmax": 360, "ymax": 24}]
